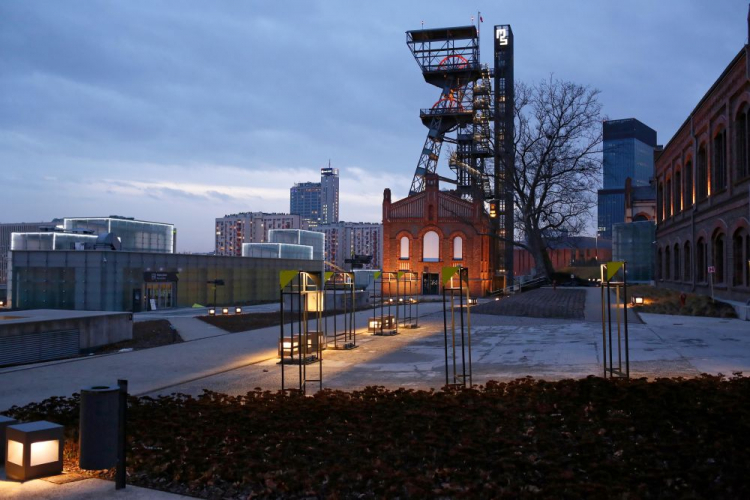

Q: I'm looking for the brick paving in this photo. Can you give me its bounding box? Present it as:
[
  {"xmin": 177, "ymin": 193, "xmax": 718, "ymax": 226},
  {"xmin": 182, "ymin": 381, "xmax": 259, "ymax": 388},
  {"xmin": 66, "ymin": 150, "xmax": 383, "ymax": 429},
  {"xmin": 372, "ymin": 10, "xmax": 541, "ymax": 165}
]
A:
[{"xmin": 472, "ymin": 288, "xmax": 586, "ymax": 319}]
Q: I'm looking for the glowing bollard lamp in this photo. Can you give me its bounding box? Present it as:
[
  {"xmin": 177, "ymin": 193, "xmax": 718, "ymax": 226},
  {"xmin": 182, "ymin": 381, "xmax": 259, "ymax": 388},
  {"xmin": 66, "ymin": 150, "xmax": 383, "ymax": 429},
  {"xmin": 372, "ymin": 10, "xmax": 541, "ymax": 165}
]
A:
[
  {"xmin": 0, "ymin": 415, "xmax": 19, "ymax": 462},
  {"xmin": 5, "ymin": 421, "xmax": 64, "ymax": 481},
  {"xmin": 631, "ymin": 295, "xmax": 644, "ymax": 305}
]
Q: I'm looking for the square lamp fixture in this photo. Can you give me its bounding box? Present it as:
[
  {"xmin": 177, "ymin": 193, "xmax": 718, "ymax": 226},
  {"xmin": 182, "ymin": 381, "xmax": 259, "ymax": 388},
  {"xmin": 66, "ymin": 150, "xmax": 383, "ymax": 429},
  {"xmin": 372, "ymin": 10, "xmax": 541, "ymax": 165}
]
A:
[
  {"xmin": 235, "ymin": 306, "xmax": 242, "ymax": 314},
  {"xmin": 368, "ymin": 316, "xmax": 395, "ymax": 332},
  {"xmin": 222, "ymin": 307, "xmax": 229, "ymax": 315},
  {"xmin": 5, "ymin": 421, "xmax": 64, "ymax": 481},
  {"xmin": 632, "ymin": 296, "xmax": 644, "ymax": 305},
  {"xmin": 208, "ymin": 308, "xmax": 216, "ymax": 316},
  {"xmin": 0, "ymin": 415, "xmax": 19, "ymax": 462},
  {"xmin": 468, "ymin": 298, "xmax": 478, "ymax": 305}
]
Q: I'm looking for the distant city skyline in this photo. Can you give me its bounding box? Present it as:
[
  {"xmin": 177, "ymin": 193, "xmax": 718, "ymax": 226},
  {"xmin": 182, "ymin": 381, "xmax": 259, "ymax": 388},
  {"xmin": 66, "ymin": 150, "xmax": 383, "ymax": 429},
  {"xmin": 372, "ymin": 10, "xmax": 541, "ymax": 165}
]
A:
[{"xmin": 1, "ymin": 1, "xmax": 746, "ymax": 251}]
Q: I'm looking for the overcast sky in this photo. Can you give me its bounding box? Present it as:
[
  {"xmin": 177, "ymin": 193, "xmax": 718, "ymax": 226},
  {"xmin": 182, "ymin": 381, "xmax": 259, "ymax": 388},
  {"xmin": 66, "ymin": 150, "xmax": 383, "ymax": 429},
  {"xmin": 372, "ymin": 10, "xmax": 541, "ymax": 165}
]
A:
[{"xmin": 1, "ymin": 1, "xmax": 747, "ymax": 252}]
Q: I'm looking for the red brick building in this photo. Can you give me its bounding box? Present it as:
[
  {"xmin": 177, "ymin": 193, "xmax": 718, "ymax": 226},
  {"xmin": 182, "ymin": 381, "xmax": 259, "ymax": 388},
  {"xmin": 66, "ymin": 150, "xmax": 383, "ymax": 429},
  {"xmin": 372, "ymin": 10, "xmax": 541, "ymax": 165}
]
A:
[
  {"xmin": 382, "ymin": 175, "xmax": 491, "ymax": 297},
  {"xmin": 655, "ymin": 28, "xmax": 750, "ymax": 304}
]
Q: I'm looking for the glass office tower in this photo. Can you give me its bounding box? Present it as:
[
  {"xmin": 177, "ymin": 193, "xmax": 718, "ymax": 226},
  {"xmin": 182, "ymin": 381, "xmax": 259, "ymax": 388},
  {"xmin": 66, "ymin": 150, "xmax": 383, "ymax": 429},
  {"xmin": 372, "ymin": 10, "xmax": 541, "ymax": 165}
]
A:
[{"xmin": 597, "ymin": 119, "xmax": 657, "ymax": 239}]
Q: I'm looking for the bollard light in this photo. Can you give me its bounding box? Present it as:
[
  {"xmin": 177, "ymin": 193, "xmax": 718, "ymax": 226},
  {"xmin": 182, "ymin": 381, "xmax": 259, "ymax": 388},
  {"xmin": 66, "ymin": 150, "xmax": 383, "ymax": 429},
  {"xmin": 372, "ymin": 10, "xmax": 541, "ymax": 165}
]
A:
[
  {"xmin": 222, "ymin": 307, "xmax": 229, "ymax": 315},
  {"xmin": 235, "ymin": 306, "xmax": 242, "ymax": 314},
  {"xmin": 0, "ymin": 415, "xmax": 18, "ymax": 462},
  {"xmin": 208, "ymin": 308, "xmax": 216, "ymax": 316},
  {"xmin": 468, "ymin": 298, "xmax": 478, "ymax": 305},
  {"xmin": 632, "ymin": 296, "xmax": 644, "ymax": 305},
  {"xmin": 5, "ymin": 421, "xmax": 64, "ymax": 481}
]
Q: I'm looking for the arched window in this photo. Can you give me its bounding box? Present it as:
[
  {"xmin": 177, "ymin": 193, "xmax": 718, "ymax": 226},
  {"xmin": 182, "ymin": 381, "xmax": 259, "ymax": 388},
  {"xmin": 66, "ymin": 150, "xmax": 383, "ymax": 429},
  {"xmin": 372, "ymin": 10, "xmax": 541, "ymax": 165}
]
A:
[
  {"xmin": 423, "ymin": 231, "xmax": 440, "ymax": 262},
  {"xmin": 712, "ymin": 129, "xmax": 727, "ymax": 192},
  {"xmin": 657, "ymin": 181, "xmax": 664, "ymax": 222},
  {"xmin": 453, "ymin": 236, "xmax": 463, "ymax": 260},
  {"xmin": 697, "ymin": 145, "xmax": 708, "ymax": 200},
  {"xmin": 665, "ymin": 176, "xmax": 672, "ymax": 219},
  {"xmin": 665, "ymin": 246, "xmax": 671, "ymax": 280},
  {"xmin": 696, "ymin": 238, "xmax": 706, "ymax": 282},
  {"xmin": 657, "ymin": 248, "xmax": 663, "ymax": 280},
  {"xmin": 732, "ymin": 229, "xmax": 747, "ymax": 287},
  {"xmin": 674, "ymin": 170, "xmax": 682, "ymax": 213},
  {"xmin": 684, "ymin": 241, "xmax": 692, "ymax": 281},
  {"xmin": 684, "ymin": 160, "xmax": 693, "ymax": 208},
  {"xmin": 673, "ymin": 243, "xmax": 680, "ymax": 281},
  {"xmin": 399, "ymin": 236, "xmax": 410, "ymax": 260},
  {"xmin": 712, "ymin": 231, "xmax": 725, "ymax": 284},
  {"xmin": 736, "ymin": 107, "xmax": 750, "ymax": 180}
]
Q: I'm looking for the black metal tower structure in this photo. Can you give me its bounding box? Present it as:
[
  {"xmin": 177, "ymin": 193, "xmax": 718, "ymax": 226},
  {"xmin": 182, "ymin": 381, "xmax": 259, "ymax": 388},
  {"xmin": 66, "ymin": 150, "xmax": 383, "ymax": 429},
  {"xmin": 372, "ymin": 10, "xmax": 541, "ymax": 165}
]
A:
[
  {"xmin": 406, "ymin": 26, "xmax": 493, "ymax": 199},
  {"xmin": 493, "ymin": 25, "xmax": 515, "ymax": 290}
]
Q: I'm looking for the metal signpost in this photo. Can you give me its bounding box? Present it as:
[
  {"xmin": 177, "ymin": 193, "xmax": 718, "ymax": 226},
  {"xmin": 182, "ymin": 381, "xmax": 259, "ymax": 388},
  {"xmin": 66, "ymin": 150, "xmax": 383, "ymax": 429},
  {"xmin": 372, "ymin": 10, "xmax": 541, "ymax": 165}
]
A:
[
  {"xmin": 325, "ymin": 271, "xmax": 357, "ymax": 350},
  {"xmin": 600, "ymin": 261, "xmax": 630, "ymax": 379},
  {"xmin": 369, "ymin": 271, "xmax": 399, "ymax": 335},
  {"xmin": 279, "ymin": 270, "xmax": 324, "ymax": 394},
  {"xmin": 441, "ymin": 266, "xmax": 473, "ymax": 388},
  {"xmin": 397, "ymin": 270, "xmax": 420, "ymax": 329}
]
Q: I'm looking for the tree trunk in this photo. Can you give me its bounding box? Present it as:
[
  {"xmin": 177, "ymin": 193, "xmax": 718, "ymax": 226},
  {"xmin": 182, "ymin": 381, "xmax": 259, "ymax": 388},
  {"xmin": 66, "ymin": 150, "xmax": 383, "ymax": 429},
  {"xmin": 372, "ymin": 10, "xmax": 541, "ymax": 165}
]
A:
[{"xmin": 525, "ymin": 222, "xmax": 555, "ymax": 278}]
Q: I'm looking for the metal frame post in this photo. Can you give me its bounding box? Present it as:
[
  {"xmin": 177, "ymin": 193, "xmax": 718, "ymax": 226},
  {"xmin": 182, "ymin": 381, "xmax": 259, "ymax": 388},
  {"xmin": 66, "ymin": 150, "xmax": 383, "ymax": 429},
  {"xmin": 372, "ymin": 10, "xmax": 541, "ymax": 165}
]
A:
[{"xmin": 115, "ymin": 379, "xmax": 127, "ymax": 490}]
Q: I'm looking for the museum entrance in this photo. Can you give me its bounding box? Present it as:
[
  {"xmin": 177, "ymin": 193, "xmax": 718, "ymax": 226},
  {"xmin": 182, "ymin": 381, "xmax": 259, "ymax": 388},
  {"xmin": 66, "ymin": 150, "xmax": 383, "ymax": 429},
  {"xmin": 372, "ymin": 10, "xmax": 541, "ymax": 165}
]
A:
[
  {"xmin": 422, "ymin": 273, "xmax": 440, "ymax": 295},
  {"xmin": 144, "ymin": 283, "xmax": 174, "ymax": 310}
]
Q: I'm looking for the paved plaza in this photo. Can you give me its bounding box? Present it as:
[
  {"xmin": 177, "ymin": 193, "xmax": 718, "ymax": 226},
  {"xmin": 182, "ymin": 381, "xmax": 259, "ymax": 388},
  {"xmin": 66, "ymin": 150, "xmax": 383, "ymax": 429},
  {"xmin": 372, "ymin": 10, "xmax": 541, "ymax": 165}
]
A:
[
  {"xmin": 1, "ymin": 287, "xmax": 749, "ymax": 498},
  {"xmin": 1, "ymin": 288, "xmax": 748, "ymax": 411}
]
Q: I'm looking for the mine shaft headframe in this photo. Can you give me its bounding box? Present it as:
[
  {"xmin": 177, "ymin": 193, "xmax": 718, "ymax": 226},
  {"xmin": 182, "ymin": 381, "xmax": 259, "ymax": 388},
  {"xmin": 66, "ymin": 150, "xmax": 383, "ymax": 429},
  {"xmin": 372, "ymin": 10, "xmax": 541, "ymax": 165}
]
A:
[{"xmin": 406, "ymin": 25, "xmax": 481, "ymax": 87}]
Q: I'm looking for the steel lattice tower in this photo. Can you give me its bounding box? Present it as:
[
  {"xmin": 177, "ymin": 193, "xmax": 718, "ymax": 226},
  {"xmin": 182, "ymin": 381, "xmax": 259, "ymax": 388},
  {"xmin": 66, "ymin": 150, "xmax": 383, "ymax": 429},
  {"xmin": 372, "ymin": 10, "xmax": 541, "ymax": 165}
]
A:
[
  {"xmin": 405, "ymin": 23, "xmax": 514, "ymax": 291},
  {"xmin": 405, "ymin": 26, "xmax": 493, "ymax": 198}
]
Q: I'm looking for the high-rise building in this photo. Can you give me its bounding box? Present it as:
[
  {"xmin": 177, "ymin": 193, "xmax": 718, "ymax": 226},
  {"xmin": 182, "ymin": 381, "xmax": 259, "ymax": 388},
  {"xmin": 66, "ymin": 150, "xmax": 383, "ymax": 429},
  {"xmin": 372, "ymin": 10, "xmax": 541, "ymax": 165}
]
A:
[
  {"xmin": 290, "ymin": 182, "xmax": 321, "ymax": 227},
  {"xmin": 314, "ymin": 221, "xmax": 382, "ymax": 270},
  {"xmin": 597, "ymin": 119, "xmax": 657, "ymax": 239},
  {"xmin": 320, "ymin": 166, "xmax": 339, "ymax": 225},
  {"xmin": 290, "ymin": 166, "xmax": 340, "ymax": 227},
  {"xmin": 215, "ymin": 212, "xmax": 308, "ymax": 256}
]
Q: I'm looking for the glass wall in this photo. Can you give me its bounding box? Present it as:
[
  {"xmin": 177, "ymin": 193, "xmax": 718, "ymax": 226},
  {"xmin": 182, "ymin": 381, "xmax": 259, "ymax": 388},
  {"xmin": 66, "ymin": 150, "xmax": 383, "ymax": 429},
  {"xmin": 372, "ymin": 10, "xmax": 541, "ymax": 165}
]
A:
[
  {"xmin": 11, "ymin": 233, "xmax": 97, "ymax": 251},
  {"xmin": 242, "ymin": 243, "xmax": 313, "ymax": 260},
  {"xmin": 9, "ymin": 250, "xmax": 320, "ymax": 311},
  {"xmin": 612, "ymin": 221, "xmax": 656, "ymax": 282},
  {"xmin": 597, "ymin": 190, "xmax": 625, "ymax": 240},
  {"xmin": 269, "ymin": 230, "xmax": 325, "ymax": 261},
  {"xmin": 63, "ymin": 218, "xmax": 174, "ymax": 253}
]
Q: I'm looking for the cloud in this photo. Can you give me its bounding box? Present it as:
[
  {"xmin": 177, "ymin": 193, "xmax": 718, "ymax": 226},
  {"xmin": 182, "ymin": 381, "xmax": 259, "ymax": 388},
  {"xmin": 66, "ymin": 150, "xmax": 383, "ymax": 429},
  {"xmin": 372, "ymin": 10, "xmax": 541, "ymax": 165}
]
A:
[{"xmin": 1, "ymin": 0, "xmax": 746, "ymax": 250}]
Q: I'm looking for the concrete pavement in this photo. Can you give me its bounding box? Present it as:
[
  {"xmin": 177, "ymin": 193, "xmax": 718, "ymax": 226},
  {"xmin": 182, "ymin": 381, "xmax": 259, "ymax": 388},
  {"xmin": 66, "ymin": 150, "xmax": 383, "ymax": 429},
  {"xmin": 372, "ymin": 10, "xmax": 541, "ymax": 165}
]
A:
[
  {"xmin": 0, "ymin": 476, "xmax": 191, "ymax": 499},
  {"xmin": 1, "ymin": 287, "xmax": 750, "ymax": 497}
]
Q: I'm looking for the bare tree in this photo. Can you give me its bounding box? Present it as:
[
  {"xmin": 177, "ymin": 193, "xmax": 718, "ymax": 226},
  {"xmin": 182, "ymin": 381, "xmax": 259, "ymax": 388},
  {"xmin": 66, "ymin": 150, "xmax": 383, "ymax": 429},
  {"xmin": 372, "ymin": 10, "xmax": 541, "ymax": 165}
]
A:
[{"xmin": 512, "ymin": 77, "xmax": 603, "ymax": 278}]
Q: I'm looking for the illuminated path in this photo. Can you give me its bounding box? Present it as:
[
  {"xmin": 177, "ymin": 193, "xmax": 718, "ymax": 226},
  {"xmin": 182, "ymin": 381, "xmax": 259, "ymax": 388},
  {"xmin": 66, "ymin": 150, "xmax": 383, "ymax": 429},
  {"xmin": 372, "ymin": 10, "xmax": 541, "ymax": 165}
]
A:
[{"xmin": 1, "ymin": 289, "xmax": 749, "ymax": 412}]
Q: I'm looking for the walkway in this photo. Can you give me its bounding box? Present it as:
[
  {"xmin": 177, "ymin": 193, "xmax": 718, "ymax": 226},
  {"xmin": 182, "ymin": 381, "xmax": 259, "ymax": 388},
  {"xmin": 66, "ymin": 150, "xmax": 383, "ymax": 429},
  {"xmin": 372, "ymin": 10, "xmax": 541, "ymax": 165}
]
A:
[{"xmin": 2, "ymin": 288, "xmax": 750, "ymax": 498}]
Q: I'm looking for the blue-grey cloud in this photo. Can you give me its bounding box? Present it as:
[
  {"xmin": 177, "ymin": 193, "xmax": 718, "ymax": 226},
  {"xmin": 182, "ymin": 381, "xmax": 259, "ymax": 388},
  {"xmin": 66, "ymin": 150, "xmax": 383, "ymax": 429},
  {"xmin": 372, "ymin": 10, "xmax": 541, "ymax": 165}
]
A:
[{"xmin": 0, "ymin": 0, "xmax": 746, "ymax": 251}]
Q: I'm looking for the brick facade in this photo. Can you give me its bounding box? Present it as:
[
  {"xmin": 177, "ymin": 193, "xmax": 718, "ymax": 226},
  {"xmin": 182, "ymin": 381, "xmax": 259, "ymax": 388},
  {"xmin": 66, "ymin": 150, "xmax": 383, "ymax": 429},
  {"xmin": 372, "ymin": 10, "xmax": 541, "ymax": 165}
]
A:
[
  {"xmin": 655, "ymin": 43, "xmax": 750, "ymax": 303},
  {"xmin": 382, "ymin": 175, "xmax": 491, "ymax": 297}
]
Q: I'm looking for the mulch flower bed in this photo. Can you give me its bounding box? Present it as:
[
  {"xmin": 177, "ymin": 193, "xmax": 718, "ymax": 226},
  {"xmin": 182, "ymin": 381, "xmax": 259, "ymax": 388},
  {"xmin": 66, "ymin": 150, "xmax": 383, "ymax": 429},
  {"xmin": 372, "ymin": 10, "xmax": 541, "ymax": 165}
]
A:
[
  {"xmin": 628, "ymin": 285, "xmax": 737, "ymax": 318},
  {"xmin": 473, "ymin": 288, "xmax": 586, "ymax": 319},
  {"xmin": 3, "ymin": 375, "xmax": 749, "ymax": 498}
]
